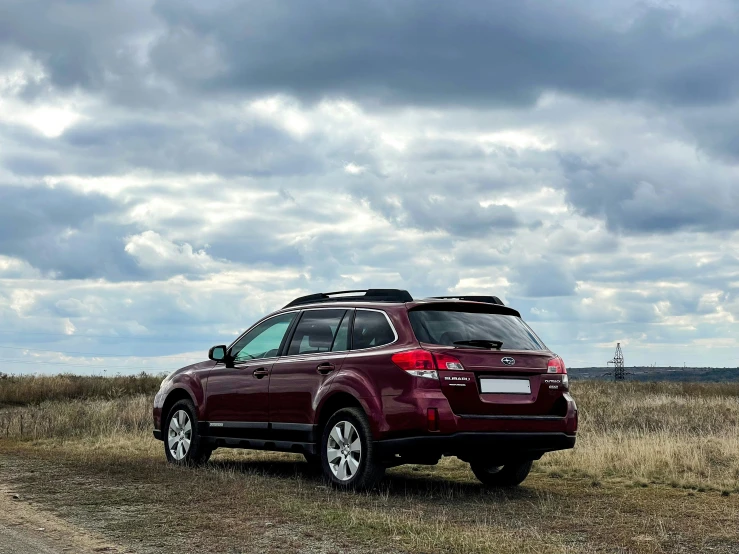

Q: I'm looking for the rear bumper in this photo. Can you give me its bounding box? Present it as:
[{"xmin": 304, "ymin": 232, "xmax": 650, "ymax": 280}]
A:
[
  {"xmin": 376, "ymin": 391, "xmax": 578, "ymax": 439},
  {"xmin": 374, "ymin": 431, "xmax": 576, "ymax": 463}
]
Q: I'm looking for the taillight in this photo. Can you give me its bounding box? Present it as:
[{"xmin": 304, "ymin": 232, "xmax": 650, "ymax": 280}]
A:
[
  {"xmin": 547, "ymin": 356, "xmax": 567, "ymax": 374},
  {"xmin": 391, "ymin": 349, "xmax": 436, "ymax": 379},
  {"xmin": 391, "ymin": 349, "xmax": 434, "ymax": 370},
  {"xmin": 391, "ymin": 349, "xmax": 465, "ymax": 379},
  {"xmin": 434, "ymin": 352, "xmax": 464, "ymax": 371}
]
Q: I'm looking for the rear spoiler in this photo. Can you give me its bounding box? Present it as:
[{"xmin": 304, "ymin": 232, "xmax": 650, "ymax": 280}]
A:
[
  {"xmin": 431, "ymin": 295, "xmax": 504, "ymax": 305},
  {"xmin": 411, "ymin": 301, "xmax": 521, "ymax": 318}
]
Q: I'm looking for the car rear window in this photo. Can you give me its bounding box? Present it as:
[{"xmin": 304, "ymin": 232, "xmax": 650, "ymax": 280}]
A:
[{"xmin": 408, "ymin": 308, "xmax": 546, "ymax": 351}]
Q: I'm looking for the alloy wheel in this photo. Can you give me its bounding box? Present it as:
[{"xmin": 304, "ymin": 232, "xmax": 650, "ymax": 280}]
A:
[
  {"xmin": 168, "ymin": 409, "xmax": 192, "ymax": 461},
  {"xmin": 326, "ymin": 420, "xmax": 361, "ymax": 481}
]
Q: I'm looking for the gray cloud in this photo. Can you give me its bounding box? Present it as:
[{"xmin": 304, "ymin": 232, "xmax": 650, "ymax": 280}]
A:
[
  {"xmin": 0, "ymin": 184, "xmax": 143, "ymax": 279},
  {"xmin": 358, "ymin": 189, "xmax": 522, "ymax": 238},
  {"xmin": 512, "ymin": 258, "xmax": 577, "ymax": 298},
  {"xmin": 146, "ymin": 1, "xmax": 739, "ymax": 108},
  {"xmin": 4, "ymin": 1, "xmax": 738, "ymax": 114},
  {"xmin": 559, "ymin": 152, "xmax": 739, "ymax": 233}
]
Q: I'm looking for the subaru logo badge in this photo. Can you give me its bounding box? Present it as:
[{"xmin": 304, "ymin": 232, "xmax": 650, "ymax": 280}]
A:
[{"xmin": 502, "ymin": 357, "xmax": 515, "ymax": 366}]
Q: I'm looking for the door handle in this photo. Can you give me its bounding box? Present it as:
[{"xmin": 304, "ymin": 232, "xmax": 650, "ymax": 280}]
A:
[
  {"xmin": 253, "ymin": 368, "xmax": 269, "ymax": 379},
  {"xmin": 316, "ymin": 362, "xmax": 336, "ymax": 375}
]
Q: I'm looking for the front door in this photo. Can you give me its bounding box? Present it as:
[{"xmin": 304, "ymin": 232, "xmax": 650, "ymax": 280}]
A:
[
  {"xmin": 269, "ymin": 309, "xmax": 351, "ymax": 442},
  {"xmin": 204, "ymin": 311, "xmax": 298, "ymax": 434}
]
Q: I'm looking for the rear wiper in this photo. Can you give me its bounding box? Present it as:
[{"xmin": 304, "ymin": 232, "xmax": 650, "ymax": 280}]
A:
[{"xmin": 453, "ymin": 339, "xmax": 503, "ymax": 350}]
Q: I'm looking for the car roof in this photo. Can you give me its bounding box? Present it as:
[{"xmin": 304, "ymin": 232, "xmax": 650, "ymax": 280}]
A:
[{"xmin": 278, "ymin": 298, "xmax": 521, "ymax": 317}]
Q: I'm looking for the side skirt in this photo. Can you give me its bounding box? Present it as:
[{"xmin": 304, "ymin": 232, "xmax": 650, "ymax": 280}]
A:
[
  {"xmin": 198, "ymin": 421, "xmax": 318, "ymax": 456},
  {"xmin": 204, "ymin": 436, "xmax": 317, "ymax": 456}
]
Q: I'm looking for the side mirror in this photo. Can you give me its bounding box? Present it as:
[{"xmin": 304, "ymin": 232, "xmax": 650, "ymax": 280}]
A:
[{"xmin": 208, "ymin": 345, "xmax": 227, "ymax": 361}]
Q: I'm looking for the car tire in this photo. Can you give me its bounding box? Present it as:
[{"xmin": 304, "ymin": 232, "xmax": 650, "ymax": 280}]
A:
[
  {"xmin": 320, "ymin": 407, "xmax": 385, "ymax": 490},
  {"xmin": 470, "ymin": 459, "xmax": 533, "ymax": 487},
  {"xmin": 164, "ymin": 399, "xmax": 212, "ymax": 465}
]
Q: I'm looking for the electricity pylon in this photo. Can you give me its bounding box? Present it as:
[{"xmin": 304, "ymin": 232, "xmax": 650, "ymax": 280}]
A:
[{"xmin": 607, "ymin": 343, "xmax": 625, "ymax": 381}]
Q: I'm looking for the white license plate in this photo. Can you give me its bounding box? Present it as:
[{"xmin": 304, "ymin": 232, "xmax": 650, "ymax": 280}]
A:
[{"xmin": 480, "ymin": 378, "xmax": 531, "ymax": 394}]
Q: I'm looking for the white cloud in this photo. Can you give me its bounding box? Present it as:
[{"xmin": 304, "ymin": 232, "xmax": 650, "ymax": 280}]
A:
[
  {"xmin": 124, "ymin": 231, "xmax": 217, "ymax": 273},
  {"xmin": 344, "ymin": 162, "xmax": 366, "ymax": 175}
]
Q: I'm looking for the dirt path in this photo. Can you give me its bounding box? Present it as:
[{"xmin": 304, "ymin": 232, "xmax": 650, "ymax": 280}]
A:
[
  {"xmin": 0, "ymin": 485, "xmax": 126, "ymax": 554},
  {"xmin": 0, "ymin": 450, "xmax": 399, "ymax": 554}
]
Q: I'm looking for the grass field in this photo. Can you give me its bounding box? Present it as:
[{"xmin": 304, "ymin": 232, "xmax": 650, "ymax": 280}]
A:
[
  {"xmin": 1, "ymin": 376, "xmax": 738, "ymax": 553},
  {"xmin": 0, "ymin": 372, "xmax": 163, "ymax": 406}
]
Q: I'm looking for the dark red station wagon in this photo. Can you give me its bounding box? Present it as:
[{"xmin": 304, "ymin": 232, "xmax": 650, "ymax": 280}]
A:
[{"xmin": 153, "ymin": 289, "xmax": 577, "ymax": 489}]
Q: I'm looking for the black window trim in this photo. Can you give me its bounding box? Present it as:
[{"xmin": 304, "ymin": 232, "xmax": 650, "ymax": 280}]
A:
[
  {"xmin": 226, "ymin": 306, "xmax": 399, "ymax": 364},
  {"xmin": 329, "ymin": 309, "xmax": 353, "ymax": 352}
]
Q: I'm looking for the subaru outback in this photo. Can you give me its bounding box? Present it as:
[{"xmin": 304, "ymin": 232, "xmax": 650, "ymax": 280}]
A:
[{"xmin": 153, "ymin": 289, "xmax": 577, "ymax": 489}]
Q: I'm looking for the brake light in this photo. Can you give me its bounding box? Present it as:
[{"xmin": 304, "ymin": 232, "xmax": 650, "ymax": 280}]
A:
[
  {"xmin": 547, "ymin": 356, "xmax": 567, "ymax": 374},
  {"xmin": 391, "ymin": 349, "xmax": 465, "ymax": 379},
  {"xmin": 391, "ymin": 349, "xmax": 434, "ymax": 370},
  {"xmin": 391, "ymin": 349, "xmax": 436, "ymax": 379}
]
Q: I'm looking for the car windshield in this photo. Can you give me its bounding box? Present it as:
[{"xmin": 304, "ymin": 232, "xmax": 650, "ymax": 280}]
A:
[{"xmin": 408, "ymin": 308, "xmax": 546, "ymax": 351}]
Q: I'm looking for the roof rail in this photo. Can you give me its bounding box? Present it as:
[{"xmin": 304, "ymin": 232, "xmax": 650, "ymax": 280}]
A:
[
  {"xmin": 284, "ymin": 289, "xmax": 413, "ymax": 308},
  {"xmin": 431, "ymin": 295, "xmax": 505, "ymax": 306}
]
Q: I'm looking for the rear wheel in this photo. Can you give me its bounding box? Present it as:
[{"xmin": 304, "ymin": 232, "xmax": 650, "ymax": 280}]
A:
[
  {"xmin": 470, "ymin": 460, "xmax": 533, "ymax": 487},
  {"xmin": 164, "ymin": 399, "xmax": 212, "ymax": 465},
  {"xmin": 320, "ymin": 407, "xmax": 384, "ymax": 490}
]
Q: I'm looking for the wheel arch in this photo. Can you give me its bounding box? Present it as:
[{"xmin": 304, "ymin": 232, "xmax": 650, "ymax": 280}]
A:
[
  {"xmin": 161, "ymin": 388, "xmax": 196, "ymax": 427},
  {"xmin": 315, "ymin": 391, "xmax": 366, "ymax": 438}
]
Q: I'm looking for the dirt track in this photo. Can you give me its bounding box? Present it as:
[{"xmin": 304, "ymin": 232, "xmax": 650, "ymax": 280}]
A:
[{"xmin": 0, "ymin": 484, "xmax": 126, "ymax": 554}]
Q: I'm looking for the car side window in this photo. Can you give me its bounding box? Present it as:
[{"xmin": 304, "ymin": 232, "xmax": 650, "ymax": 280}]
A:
[
  {"xmin": 230, "ymin": 312, "xmax": 297, "ymax": 362},
  {"xmin": 287, "ymin": 309, "xmax": 347, "ymax": 356},
  {"xmin": 352, "ymin": 310, "xmax": 395, "ymax": 350},
  {"xmin": 331, "ymin": 310, "xmax": 352, "ymax": 352}
]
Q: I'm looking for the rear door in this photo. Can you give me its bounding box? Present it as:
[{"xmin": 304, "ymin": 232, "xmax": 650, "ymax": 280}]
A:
[
  {"xmin": 408, "ymin": 304, "xmax": 563, "ymax": 416},
  {"xmin": 268, "ymin": 308, "xmax": 351, "ymax": 441}
]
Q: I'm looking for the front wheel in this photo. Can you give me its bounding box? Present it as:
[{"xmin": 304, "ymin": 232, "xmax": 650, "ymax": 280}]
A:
[
  {"xmin": 470, "ymin": 460, "xmax": 533, "ymax": 487},
  {"xmin": 320, "ymin": 407, "xmax": 384, "ymax": 490},
  {"xmin": 164, "ymin": 399, "xmax": 212, "ymax": 465}
]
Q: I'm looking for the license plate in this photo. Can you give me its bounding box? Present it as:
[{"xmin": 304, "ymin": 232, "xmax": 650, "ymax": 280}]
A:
[{"xmin": 480, "ymin": 378, "xmax": 531, "ymax": 394}]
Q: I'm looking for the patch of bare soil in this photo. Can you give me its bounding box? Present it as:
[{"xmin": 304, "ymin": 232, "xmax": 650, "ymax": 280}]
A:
[
  {"xmin": 0, "ymin": 482, "xmax": 126, "ymax": 554},
  {"xmin": 0, "ymin": 452, "xmax": 400, "ymax": 554}
]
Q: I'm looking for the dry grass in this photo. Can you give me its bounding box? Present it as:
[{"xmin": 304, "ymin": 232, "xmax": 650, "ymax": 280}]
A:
[
  {"xmin": 1, "ymin": 379, "xmax": 738, "ymax": 491},
  {"xmin": 0, "ymin": 395, "xmax": 152, "ymax": 439},
  {"xmin": 538, "ymin": 381, "xmax": 739, "ymax": 492},
  {"xmin": 0, "ymin": 372, "xmax": 163, "ymax": 406},
  {"xmin": 1, "ymin": 378, "xmax": 738, "ymax": 553}
]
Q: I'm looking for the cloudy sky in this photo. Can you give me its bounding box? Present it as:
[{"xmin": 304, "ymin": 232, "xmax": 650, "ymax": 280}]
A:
[{"xmin": 1, "ymin": 0, "xmax": 739, "ymax": 375}]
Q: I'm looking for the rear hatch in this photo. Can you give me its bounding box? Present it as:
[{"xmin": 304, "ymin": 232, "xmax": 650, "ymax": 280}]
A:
[{"xmin": 408, "ymin": 303, "xmax": 567, "ymax": 417}]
